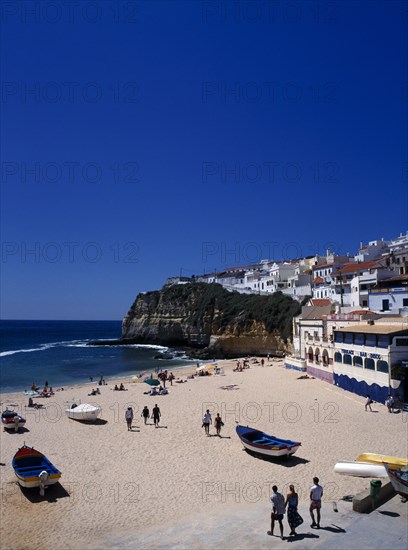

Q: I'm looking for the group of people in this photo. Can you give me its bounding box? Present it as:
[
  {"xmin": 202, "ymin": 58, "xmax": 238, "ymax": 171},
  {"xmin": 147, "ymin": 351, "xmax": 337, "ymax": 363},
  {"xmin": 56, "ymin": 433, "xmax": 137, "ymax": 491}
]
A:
[
  {"xmin": 88, "ymin": 387, "xmax": 101, "ymax": 396},
  {"xmin": 125, "ymin": 404, "xmax": 162, "ymax": 430},
  {"xmin": 157, "ymin": 370, "xmax": 175, "ymax": 387},
  {"xmin": 30, "ymin": 381, "xmax": 54, "ymax": 397},
  {"xmin": 269, "ymin": 477, "xmax": 323, "ymax": 539},
  {"xmin": 114, "ymin": 383, "xmax": 127, "ymax": 391},
  {"xmin": 233, "ymin": 360, "xmax": 252, "ymax": 372},
  {"xmin": 202, "ymin": 410, "xmax": 224, "ymax": 436},
  {"xmin": 365, "ymin": 393, "xmax": 404, "ymax": 412},
  {"xmin": 150, "ymin": 385, "xmax": 168, "ymax": 396}
]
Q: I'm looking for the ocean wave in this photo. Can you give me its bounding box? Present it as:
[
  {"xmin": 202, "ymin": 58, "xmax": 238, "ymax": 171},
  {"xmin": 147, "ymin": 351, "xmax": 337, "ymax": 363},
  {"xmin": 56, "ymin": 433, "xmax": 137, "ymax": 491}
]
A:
[
  {"xmin": 127, "ymin": 344, "xmax": 169, "ymax": 350},
  {"xmin": 0, "ymin": 338, "xmax": 91, "ymax": 356},
  {"xmin": 0, "ymin": 344, "xmax": 55, "ymax": 357}
]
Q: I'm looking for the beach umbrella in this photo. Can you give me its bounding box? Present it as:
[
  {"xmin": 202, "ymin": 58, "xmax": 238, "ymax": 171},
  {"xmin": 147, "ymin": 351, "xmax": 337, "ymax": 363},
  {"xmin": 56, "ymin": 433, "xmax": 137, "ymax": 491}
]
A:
[
  {"xmin": 131, "ymin": 375, "xmax": 139, "ymax": 382},
  {"xmin": 145, "ymin": 378, "xmax": 160, "ymax": 387}
]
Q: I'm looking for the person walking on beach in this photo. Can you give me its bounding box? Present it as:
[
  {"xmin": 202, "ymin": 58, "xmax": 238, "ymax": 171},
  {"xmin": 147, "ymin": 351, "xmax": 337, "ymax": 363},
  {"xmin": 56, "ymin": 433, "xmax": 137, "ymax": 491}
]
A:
[
  {"xmin": 202, "ymin": 409, "xmax": 212, "ymax": 435},
  {"xmin": 268, "ymin": 485, "xmax": 285, "ymax": 539},
  {"xmin": 125, "ymin": 406, "xmax": 134, "ymax": 431},
  {"xmin": 152, "ymin": 404, "xmax": 161, "ymax": 428},
  {"xmin": 365, "ymin": 395, "xmax": 373, "ymax": 412},
  {"xmin": 285, "ymin": 484, "xmax": 303, "ymax": 536},
  {"xmin": 214, "ymin": 413, "xmax": 224, "ymax": 436},
  {"xmin": 310, "ymin": 477, "xmax": 323, "ymax": 528},
  {"xmin": 141, "ymin": 406, "xmax": 150, "ymax": 424}
]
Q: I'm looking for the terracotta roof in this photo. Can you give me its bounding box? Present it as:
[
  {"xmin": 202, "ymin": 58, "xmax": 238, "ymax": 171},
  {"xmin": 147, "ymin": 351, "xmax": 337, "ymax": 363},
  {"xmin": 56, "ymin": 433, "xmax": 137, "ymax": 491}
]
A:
[
  {"xmin": 334, "ymin": 324, "xmax": 407, "ymax": 335},
  {"xmin": 312, "ymin": 263, "xmax": 334, "ymax": 270},
  {"xmin": 313, "ymin": 276, "xmax": 324, "ymax": 284},
  {"xmin": 310, "ymin": 299, "xmax": 332, "ymax": 306},
  {"xmin": 350, "ymin": 310, "xmax": 377, "ymax": 315},
  {"xmin": 332, "ymin": 260, "xmax": 381, "ymax": 276}
]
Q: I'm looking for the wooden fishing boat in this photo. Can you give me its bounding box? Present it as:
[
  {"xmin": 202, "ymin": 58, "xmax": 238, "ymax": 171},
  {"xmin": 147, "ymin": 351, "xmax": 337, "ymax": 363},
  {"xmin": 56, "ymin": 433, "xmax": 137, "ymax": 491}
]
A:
[
  {"xmin": 384, "ymin": 463, "xmax": 408, "ymax": 498},
  {"xmin": 236, "ymin": 425, "xmax": 301, "ymax": 457},
  {"xmin": 356, "ymin": 453, "xmax": 408, "ymax": 469},
  {"xmin": 334, "ymin": 461, "xmax": 387, "ymax": 478},
  {"xmin": 2, "ymin": 410, "xmax": 26, "ymax": 431},
  {"xmin": 12, "ymin": 445, "xmax": 61, "ymax": 488},
  {"xmin": 65, "ymin": 402, "xmax": 101, "ymax": 422}
]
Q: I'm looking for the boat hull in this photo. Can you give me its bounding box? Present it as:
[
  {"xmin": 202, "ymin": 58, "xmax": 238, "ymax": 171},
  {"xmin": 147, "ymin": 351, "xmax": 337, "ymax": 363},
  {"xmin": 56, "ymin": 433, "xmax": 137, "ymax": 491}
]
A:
[
  {"xmin": 356, "ymin": 453, "xmax": 408, "ymax": 469},
  {"xmin": 12, "ymin": 445, "xmax": 61, "ymax": 489},
  {"xmin": 65, "ymin": 403, "xmax": 101, "ymax": 421},
  {"xmin": 14, "ymin": 473, "xmax": 61, "ymax": 488},
  {"xmin": 334, "ymin": 461, "xmax": 387, "ymax": 478},
  {"xmin": 236, "ymin": 425, "xmax": 301, "ymax": 457},
  {"xmin": 2, "ymin": 419, "xmax": 26, "ymax": 430},
  {"xmin": 2, "ymin": 411, "xmax": 26, "ymax": 431},
  {"xmin": 384, "ymin": 464, "xmax": 408, "ymax": 498}
]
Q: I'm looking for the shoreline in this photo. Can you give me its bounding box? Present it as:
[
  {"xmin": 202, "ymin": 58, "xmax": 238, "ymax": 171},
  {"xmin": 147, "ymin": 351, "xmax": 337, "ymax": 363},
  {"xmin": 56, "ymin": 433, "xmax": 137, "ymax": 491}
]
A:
[{"xmin": 0, "ymin": 354, "xmax": 268, "ymax": 397}]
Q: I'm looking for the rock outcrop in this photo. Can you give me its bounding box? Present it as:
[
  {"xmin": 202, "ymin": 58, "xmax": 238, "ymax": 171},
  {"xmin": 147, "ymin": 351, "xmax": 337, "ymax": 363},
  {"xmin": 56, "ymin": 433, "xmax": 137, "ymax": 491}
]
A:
[{"xmin": 121, "ymin": 283, "xmax": 301, "ymax": 358}]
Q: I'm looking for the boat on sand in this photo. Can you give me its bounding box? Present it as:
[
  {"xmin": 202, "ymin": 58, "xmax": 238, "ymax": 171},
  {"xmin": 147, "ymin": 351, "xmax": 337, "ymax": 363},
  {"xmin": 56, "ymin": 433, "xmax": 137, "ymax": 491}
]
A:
[
  {"xmin": 236, "ymin": 425, "xmax": 301, "ymax": 457},
  {"xmin": 65, "ymin": 402, "xmax": 101, "ymax": 422},
  {"xmin": 356, "ymin": 453, "xmax": 408, "ymax": 469},
  {"xmin": 383, "ymin": 463, "xmax": 408, "ymax": 498},
  {"xmin": 12, "ymin": 445, "xmax": 61, "ymax": 488},
  {"xmin": 334, "ymin": 461, "xmax": 387, "ymax": 478},
  {"xmin": 2, "ymin": 410, "xmax": 26, "ymax": 431}
]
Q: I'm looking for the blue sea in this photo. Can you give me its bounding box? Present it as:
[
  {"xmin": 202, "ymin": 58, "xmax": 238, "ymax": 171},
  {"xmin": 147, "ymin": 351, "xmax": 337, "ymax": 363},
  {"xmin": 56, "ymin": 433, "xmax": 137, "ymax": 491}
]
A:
[{"xmin": 0, "ymin": 320, "xmax": 195, "ymax": 392}]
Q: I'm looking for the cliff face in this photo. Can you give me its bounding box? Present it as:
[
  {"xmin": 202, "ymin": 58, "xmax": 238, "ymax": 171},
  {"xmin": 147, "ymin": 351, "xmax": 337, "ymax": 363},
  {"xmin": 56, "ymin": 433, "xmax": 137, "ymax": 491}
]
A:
[{"xmin": 122, "ymin": 283, "xmax": 300, "ymax": 358}]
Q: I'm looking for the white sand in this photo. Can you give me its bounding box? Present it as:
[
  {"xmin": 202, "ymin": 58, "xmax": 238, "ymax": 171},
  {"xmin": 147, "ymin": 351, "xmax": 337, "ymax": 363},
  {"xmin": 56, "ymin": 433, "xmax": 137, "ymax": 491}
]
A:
[{"xmin": 0, "ymin": 358, "xmax": 406, "ymax": 549}]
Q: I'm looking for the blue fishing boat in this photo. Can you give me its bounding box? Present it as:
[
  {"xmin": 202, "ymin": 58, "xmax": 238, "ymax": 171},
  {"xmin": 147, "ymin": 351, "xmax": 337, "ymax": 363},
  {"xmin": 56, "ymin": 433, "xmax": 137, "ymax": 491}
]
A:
[
  {"xmin": 236, "ymin": 425, "xmax": 301, "ymax": 457},
  {"xmin": 12, "ymin": 445, "xmax": 61, "ymax": 488}
]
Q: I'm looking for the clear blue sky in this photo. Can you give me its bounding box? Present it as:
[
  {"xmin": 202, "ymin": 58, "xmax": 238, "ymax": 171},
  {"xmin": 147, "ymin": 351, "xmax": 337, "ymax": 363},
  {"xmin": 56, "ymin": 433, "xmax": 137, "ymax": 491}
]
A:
[{"xmin": 1, "ymin": 0, "xmax": 407, "ymax": 320}]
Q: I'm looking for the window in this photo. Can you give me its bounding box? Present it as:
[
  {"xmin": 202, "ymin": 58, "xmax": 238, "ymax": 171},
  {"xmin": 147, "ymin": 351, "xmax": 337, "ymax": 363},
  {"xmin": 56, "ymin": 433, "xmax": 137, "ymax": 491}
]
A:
[
  {"xmin": 334, "ymin": 352, "xmax": 342, "ymax": 363},
  {"xmin": 343, "ymin": 354, "xmax": 352, "ymax": 365},
  {"xmin": 353, "ymin": 356, "xmax": 363, "ymax": 368},
  {"xmin": 395, "ymin": 338, "xmax": 408, "ymax": 347},
  {"xmin": 365, "ymin": 334, "xmax": 376, "ymax": 347},
  {"xmin": 382, "ymin": 299, "xmax": 389, "ymax": 311},
  {"xmin": 365, "ymin": 358, "xmax": 375, "ymax": 370},
  {"xmin": 344, "ymin": 333, "xmax": 353, "ymax": 344},
  {"xmin": 362, "ymin": 300, "xmax": 368, "ymax": 307},
  {"xmin": 335, "ymin": 332, "xmax": 343, "ymax": 343},
  {"xmin": 377, "ymin": 335, "xmax": 389, "ymax": 348},
  {"xmin": 354, "ymin": 334, "xmax": 364, "ymax": 346},
  {"xmin": 377, "ymin": 360, "xmax": 389, "ymax": 373},
  {"xmin": 403, "ymin": 299, "xmax": 408, "ymax": 307}
]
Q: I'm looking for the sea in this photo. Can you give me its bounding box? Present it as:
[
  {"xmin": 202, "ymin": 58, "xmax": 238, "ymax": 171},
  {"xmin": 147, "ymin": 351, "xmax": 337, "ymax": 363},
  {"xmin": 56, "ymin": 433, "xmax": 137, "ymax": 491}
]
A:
[{"xmin": 0, "ymin": 320, "xmax": 196, "ymax": 393}]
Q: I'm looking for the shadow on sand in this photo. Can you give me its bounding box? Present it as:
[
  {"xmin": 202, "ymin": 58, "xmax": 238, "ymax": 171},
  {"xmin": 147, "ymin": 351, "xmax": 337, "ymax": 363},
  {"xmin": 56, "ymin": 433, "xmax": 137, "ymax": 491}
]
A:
[
  {"xmin": 243, "ymin": 449, "xmax": 309, "ymax": 466},
  {"xmin": 19, "ymin": 482, "xmax": 70, "ymax": 503},
  {"xmin": 284, "ymin": 532, "xmax": 320, "ymax": 542},
  {"xmin": 68, "ymin": 418, "xmax": 108, "ymax": 425},
  {"xmin": 318, "ymin": 524, "xmax": 346, "ymax": 534},
  {"xmin": 3, "ymin": 427, "xmax": 30, "ymax": 435},
  {"xmin": 379, "ymin": 510, "xmax": 400, "ymax": 518}
]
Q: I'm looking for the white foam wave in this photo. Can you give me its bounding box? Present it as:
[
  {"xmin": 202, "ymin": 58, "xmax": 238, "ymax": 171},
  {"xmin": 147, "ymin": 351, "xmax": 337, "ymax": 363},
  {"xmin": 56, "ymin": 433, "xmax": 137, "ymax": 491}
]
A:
[{"xmin": 0, "ymin": 344, "xmax": 54, "ymax": 357}]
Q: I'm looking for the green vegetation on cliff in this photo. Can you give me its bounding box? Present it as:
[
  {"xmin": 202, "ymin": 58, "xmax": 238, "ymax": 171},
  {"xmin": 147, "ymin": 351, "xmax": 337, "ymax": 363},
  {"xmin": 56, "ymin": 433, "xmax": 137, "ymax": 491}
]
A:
[{"xmin": 128, "ymin": 283, "xmax": 300, "ymax": 342}]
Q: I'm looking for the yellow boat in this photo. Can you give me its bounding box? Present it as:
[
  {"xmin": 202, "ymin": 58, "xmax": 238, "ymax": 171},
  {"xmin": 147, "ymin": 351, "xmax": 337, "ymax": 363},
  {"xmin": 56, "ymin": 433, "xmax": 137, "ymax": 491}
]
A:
[{"xmin": 356, "ymin": 453, "xmax": 408, "ymax": 470}]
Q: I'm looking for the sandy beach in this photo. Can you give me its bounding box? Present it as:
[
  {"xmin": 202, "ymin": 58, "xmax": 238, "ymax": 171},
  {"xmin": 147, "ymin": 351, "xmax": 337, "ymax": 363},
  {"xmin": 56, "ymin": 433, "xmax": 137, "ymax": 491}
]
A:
[{"xmin": 1, "ymin": 358, "xmax": 407, "ymax": 550}]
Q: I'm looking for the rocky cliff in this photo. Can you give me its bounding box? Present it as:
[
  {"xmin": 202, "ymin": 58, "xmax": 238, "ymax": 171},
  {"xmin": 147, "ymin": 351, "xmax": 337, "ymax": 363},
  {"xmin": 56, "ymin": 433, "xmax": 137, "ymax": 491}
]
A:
[{"xmin": 121, "ymin": 283, "xmax": 301, "ymax": 358}]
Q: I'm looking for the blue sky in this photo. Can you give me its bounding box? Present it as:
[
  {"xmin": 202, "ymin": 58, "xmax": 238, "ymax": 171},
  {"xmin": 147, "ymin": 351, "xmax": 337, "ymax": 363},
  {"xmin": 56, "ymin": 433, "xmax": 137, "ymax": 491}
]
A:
[{"xmin": 1, "ymin": 0, "xmax": 407, "ymax": 320}]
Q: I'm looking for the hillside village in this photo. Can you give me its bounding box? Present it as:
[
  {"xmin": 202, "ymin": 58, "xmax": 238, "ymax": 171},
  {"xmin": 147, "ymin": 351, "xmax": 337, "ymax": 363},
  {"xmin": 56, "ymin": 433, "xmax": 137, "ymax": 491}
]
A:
[{"xmin": 166, "ymin": 231, "xmax": 408, "ymax": 406}]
